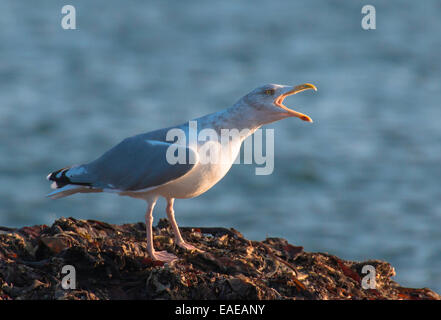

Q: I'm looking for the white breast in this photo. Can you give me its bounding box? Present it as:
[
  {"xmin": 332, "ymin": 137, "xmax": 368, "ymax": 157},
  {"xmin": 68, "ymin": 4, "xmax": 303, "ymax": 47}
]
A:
[{"xmin": 151, "ymin": 138, "xmax": 243, "ymax": 199}]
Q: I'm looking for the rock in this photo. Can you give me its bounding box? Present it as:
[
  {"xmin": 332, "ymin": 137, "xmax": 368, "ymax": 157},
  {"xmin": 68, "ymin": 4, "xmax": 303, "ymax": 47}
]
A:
[{"xmin": 0, "ymin": 217, "xmax": 438, "ymax": 300}]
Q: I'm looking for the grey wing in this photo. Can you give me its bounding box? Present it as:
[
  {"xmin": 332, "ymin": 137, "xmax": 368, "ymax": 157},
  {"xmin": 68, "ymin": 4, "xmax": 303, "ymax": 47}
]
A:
[{"xmin": 65, "ymin": 137, "xmax": 198, "ymax": 192}]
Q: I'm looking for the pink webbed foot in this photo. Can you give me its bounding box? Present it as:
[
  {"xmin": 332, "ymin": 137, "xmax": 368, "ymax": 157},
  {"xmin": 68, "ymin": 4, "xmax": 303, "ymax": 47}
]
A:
[
  {"xmin": 177, "ymin": 241, "xmax": 204, "ymax": 253},
  {"xmin": 151, "ymin": 250, "xmax": 179, "ymax": 263}
]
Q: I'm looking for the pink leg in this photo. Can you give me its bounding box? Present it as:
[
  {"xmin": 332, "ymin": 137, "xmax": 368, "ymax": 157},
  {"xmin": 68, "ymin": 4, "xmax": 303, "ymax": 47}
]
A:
[
  {"xmin": 145, "ymin": 198, "xmax": 178, "ymax": 262},
  {"xmin": 166, "ymin": 198, "xmax": 202, "ymax": 252}
]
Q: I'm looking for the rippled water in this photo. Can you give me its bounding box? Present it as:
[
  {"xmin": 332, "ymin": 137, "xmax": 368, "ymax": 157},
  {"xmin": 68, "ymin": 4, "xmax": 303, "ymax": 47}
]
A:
[{"xmin": 1, "ymin": 0, "xmax": 440, "ymax": 292}]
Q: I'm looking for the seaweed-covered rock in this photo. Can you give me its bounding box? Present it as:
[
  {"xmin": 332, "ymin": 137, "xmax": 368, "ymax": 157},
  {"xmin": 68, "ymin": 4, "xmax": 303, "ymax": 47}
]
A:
[{"xmin": 0, "ymin": 217, "xmax": 438, "ymax": 300}]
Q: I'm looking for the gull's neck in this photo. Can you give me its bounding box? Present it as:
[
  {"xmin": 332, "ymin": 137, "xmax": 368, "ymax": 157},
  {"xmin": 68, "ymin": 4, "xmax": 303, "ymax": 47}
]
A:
[{"xmin": 194, "ymin": 100, "xmax": 264, "ymax": 138}]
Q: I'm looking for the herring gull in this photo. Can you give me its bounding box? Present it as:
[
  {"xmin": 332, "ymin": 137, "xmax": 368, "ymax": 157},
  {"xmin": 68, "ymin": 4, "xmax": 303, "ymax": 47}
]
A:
[{"xmin": 47, "ymin": 83, "xmax": 317, "ymax": 262}]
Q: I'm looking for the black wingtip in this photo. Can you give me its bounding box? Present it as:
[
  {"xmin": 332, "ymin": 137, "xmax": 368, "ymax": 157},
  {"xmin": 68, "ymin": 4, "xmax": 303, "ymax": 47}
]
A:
[
  {"xmin": 47, "ymin": 167, "xmax": 71, "ymax": 188},
  {"xmin": 47, "ymin": 167, "xmax": 92, "ymax": 189}
]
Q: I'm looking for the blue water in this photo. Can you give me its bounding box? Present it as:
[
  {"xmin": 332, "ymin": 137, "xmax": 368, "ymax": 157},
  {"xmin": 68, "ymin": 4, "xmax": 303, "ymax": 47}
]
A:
[{"xmin": 1, "ymin": 0, "xmax": 440, "ymax": 293}]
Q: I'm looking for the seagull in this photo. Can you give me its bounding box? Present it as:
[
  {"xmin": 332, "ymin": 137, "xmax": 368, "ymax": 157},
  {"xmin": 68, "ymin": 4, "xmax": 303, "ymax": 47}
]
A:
[{"xmin": 47, "ymin": 83, "xmax": 317, "ymax": 262}]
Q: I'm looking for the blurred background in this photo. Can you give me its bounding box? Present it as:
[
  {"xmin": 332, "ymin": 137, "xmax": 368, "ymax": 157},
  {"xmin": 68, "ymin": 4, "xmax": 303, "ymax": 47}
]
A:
[{"xmin": 1, "ymin": 0, "xmax": 440, "ymax": 291}]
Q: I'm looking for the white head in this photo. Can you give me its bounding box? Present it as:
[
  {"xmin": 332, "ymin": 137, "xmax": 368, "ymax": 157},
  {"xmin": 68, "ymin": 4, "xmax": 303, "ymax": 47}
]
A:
[{"xmin": 240, "ymin": 83, "xmax": 317, "ymax": 125}]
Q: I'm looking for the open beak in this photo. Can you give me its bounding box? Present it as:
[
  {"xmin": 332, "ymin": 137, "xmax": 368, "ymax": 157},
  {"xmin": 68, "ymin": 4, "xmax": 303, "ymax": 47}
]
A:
[{"xmin": 274, "ymin": 83, "xmax": 317, "ymax": 122}]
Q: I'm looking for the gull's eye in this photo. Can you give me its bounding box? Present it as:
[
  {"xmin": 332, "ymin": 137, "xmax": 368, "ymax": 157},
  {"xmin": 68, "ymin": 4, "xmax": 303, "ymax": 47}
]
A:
[{"xmin": 264, "ymin": 89, "xmax": 275, "ymax": 95}]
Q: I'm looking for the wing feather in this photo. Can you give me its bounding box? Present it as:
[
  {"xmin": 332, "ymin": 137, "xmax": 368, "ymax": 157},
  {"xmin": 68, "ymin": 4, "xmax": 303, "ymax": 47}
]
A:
[{"xmin": 58, "ymin": 137, "xmax": 198, "ymax": 192}]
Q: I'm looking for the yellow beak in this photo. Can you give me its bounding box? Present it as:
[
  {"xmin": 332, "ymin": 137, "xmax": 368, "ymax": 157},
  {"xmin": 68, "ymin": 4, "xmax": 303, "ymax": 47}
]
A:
[{"xmin": 275, "ymin": 83, "xmax": 317, "ymax": 122}]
